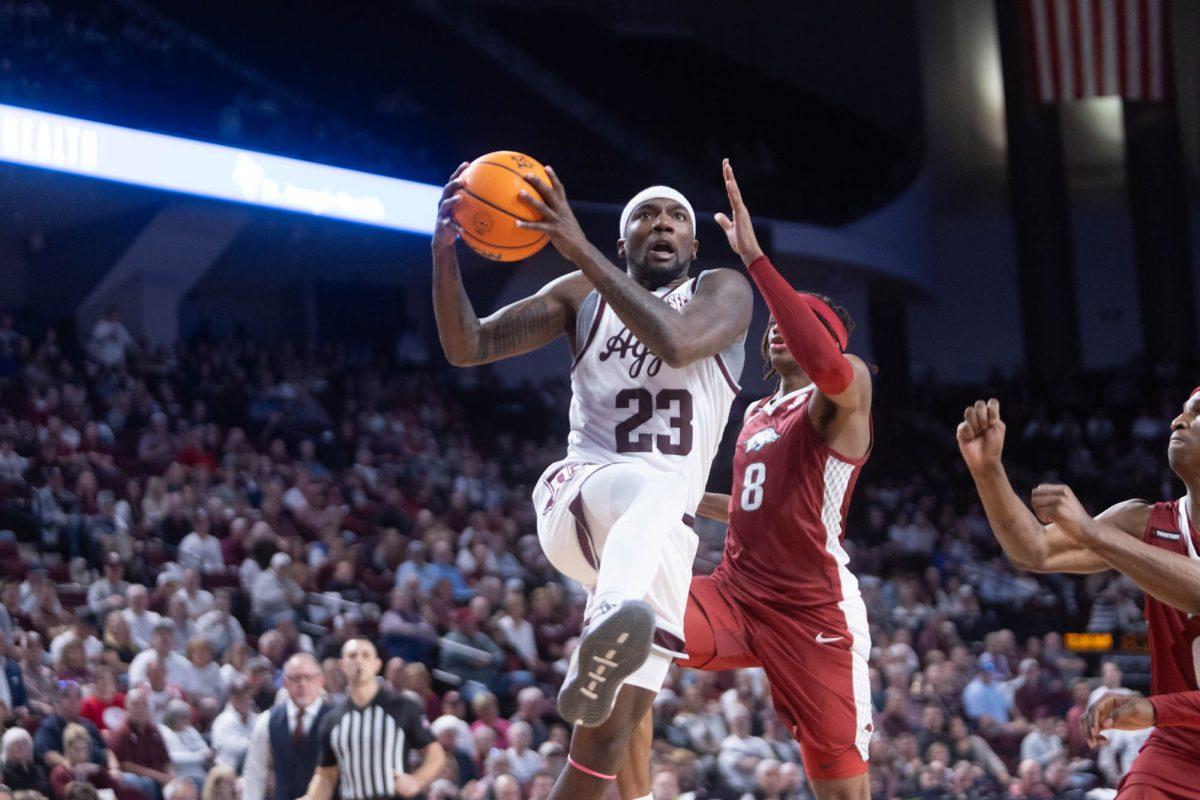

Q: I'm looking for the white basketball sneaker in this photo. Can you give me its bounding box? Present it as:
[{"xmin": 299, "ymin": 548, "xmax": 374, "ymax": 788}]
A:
[{"xmin": 556, "ymin": 598, "xmax": 655, "ymax": 728}]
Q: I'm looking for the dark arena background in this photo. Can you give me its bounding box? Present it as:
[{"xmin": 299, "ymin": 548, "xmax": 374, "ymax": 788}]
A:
[{"xmin": 0, "ymin": 1, "xmax": 1199, "ymax": 799}]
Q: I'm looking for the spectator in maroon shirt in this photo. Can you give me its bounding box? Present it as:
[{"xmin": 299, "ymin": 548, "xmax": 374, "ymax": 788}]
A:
[
  {"xmin": 175, "ymin": 430, "xmax": 217, "ymax": 473},
  {"xmin": 219, "ymin": 518, "xmax": 248, "ymax": 567},
  {"xmin": 109, "ymin": 689, "xmax": 172, "ymax": 791},
  {"xmin": 1014, "ymin": 659, "xmax": 1069, "ymax": 722}
]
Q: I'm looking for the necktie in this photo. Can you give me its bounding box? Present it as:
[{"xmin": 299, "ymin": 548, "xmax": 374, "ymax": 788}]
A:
[{"xmin": 293, "ymin": 710, "xmax": 306, "ymax": 743}]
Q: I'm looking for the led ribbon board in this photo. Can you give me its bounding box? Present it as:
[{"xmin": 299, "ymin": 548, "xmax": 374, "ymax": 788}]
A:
[
  {"xmin": 1064, "ymin": 632, "xmax": 1114, "ymax": 652},
  {"xmin": 0, "ymin": 103, "xmax": 440, "ymax": 234}
]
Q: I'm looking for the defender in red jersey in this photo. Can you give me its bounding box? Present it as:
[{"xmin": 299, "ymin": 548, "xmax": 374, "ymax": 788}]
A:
[
  {"xmin": 616, "ymin": 160, "xmax": 875, "ymax": 800},
  {"xmin": 958, "ymin": 390, "xmax": 1200, "ymax": 799}
]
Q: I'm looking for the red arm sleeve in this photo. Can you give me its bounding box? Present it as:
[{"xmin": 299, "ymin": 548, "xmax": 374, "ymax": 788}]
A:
[
  {"xmin": 746, "ymin": 255, "xmax": 853, "ymax": 396},
  {"xmin": 1150, "ymin": 691, "xmax": 1200, "ymax": 728}
]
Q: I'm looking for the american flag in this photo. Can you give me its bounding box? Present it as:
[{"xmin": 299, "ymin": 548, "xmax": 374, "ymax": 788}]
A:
[{"xmin": 1021, "ymin": 0, "xmax": 1172, "ymax": 104}]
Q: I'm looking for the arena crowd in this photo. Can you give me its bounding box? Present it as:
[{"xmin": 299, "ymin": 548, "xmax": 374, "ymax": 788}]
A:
[{"xmin": 0, "ymin": 308, "xmax": 1179, "ymax": 800}]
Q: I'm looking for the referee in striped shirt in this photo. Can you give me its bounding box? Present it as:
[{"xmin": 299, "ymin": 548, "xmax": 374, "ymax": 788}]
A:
[{"xmin": 300, "ymin": 637, "xmax": 445, "ymax": 800}]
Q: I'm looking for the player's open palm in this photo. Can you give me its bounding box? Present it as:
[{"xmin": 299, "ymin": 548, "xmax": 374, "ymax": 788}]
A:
[
  {"xmin": 956, "ymin": 398, "xmax": 1006, "ymax": 472},
  {"xmin": 714, "ymin": 158, "xmax": 764, "ymax": 268}
]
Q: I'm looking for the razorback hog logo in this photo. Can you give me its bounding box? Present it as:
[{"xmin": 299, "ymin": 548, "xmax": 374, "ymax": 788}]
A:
[{"xmin": 743, "ymin": 426, "xmax": 780, "ymax": 453}]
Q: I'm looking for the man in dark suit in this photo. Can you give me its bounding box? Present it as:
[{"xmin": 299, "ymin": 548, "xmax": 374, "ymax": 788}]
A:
[{"xmin": 243, "ymin": 652, "xmax": 329, "ymax": 800}]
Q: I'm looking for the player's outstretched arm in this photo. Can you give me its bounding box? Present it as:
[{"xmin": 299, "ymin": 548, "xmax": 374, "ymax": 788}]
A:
[
  {"xmin": 1035, "ymin": 484, "xmax": 1200, "ymax": 616},
  {"xmin": 432, "ymin": 165, "xmax": 588, "ymax": 366},
  {"xmin": 717, "ymin": 159, "xmax": 872, "ymax": 456},
  {"xmin": 697, "ymin": 492, "xmax": 732, "ymax": 524},
  {"xmin": 517, "ymin": 168, "xmax": 753, "ymax": 367},
  {"xmin": 957, "ymin": 399, "xmax": 1130, "ymax": 574},
  {"xmin": 716, "ymin": 159, "xmax": 864, "ymax": 405}
]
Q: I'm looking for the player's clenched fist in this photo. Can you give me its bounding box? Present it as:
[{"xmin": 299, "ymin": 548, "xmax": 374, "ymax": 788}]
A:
[
  {"xmin": 1030, "ymin": 483, "xmax": 1092, "ymax": 541},
  {"xmin": 955, "ymin": 398, "xmax": 1006, "ymax": 473},
  {"xmin": 1084, "ymin": 692, "xmax": 1155, "ymax": 747}
]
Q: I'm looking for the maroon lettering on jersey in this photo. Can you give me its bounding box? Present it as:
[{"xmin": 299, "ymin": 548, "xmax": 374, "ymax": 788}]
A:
[
  {"xmin": 613, "ymin": 389, "xmax": 694, "ymax": 456},
  {"xmin": 597, "ymin": 327, "xmax": 663, "ymax": 378}
]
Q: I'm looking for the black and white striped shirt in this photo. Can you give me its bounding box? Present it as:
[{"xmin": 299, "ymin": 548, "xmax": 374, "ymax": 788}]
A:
[{"xmin": 317, "ymin": 686, "xmax": 434, "ymax": 800}]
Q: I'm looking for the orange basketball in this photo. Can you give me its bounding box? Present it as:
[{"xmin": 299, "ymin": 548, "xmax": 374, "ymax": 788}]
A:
[{"xmin": 453, "ymin": 151, "xmax": 551, "ymax": 262}]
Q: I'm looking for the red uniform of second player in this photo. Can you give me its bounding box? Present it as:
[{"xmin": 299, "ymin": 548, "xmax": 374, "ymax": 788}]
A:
[
  {"xmin": 1113, "ymin": 498, "xmax": 1200, "ymax": 798},
  {"xmin": 618, "ymin": 159, "xmax": 875, "ymax": 800},
  {"xmin": 681, "ymin": 386, "xmax": 874, "ymax": 781}
]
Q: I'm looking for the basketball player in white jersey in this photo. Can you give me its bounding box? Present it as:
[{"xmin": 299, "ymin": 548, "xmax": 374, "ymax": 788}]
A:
[{"xmin": 433, "ymin": 162, "xmax": 752, "ymax": 800}]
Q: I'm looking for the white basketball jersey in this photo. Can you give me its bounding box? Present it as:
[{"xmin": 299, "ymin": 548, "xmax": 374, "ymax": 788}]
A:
[{"xmin": 565, "ymin": 272, "xmax": 745, "ymax": 512}]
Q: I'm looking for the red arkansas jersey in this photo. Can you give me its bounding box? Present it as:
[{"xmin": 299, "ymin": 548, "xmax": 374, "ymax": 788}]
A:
[
  {"xmin": 1124, "ymin": 498, "xmax": 1200, "ymax": 791},
  {"xmin": 712, "ymin": 384, "xmax": 871, "ymax": 608}
]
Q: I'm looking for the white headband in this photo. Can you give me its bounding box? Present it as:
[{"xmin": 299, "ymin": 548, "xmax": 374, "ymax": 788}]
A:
[{"xmin": 619, "ymin": 186, "xmax": 696, "ymax": 236}]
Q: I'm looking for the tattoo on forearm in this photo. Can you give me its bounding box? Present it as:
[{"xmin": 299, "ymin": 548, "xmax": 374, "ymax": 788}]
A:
[
  {"xmin": 592, "ymin": 274, "xmax": 672, "ymax": 348},
  {"xmin": 473, "ymin": 298, "xmax": 556, "ymax": 361}
]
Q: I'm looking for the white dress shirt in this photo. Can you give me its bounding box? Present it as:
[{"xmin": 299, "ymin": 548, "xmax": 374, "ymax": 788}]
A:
[
  {"xmin": 211, "ymin": 705, "xmax": 258, "ymax": 768},
  {"xmin": 243, "ymin": 697, "xmax": 325, "ymax": 800}
]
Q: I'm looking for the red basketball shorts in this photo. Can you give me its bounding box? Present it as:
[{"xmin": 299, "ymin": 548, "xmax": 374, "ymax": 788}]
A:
[
  {"xmin": 1117, "ymin": 738, "xmax": 1200, "ymax": 799},
  {"xmin": 678, "ymin": 574, "xmax": 873, "ymax": 781}
]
